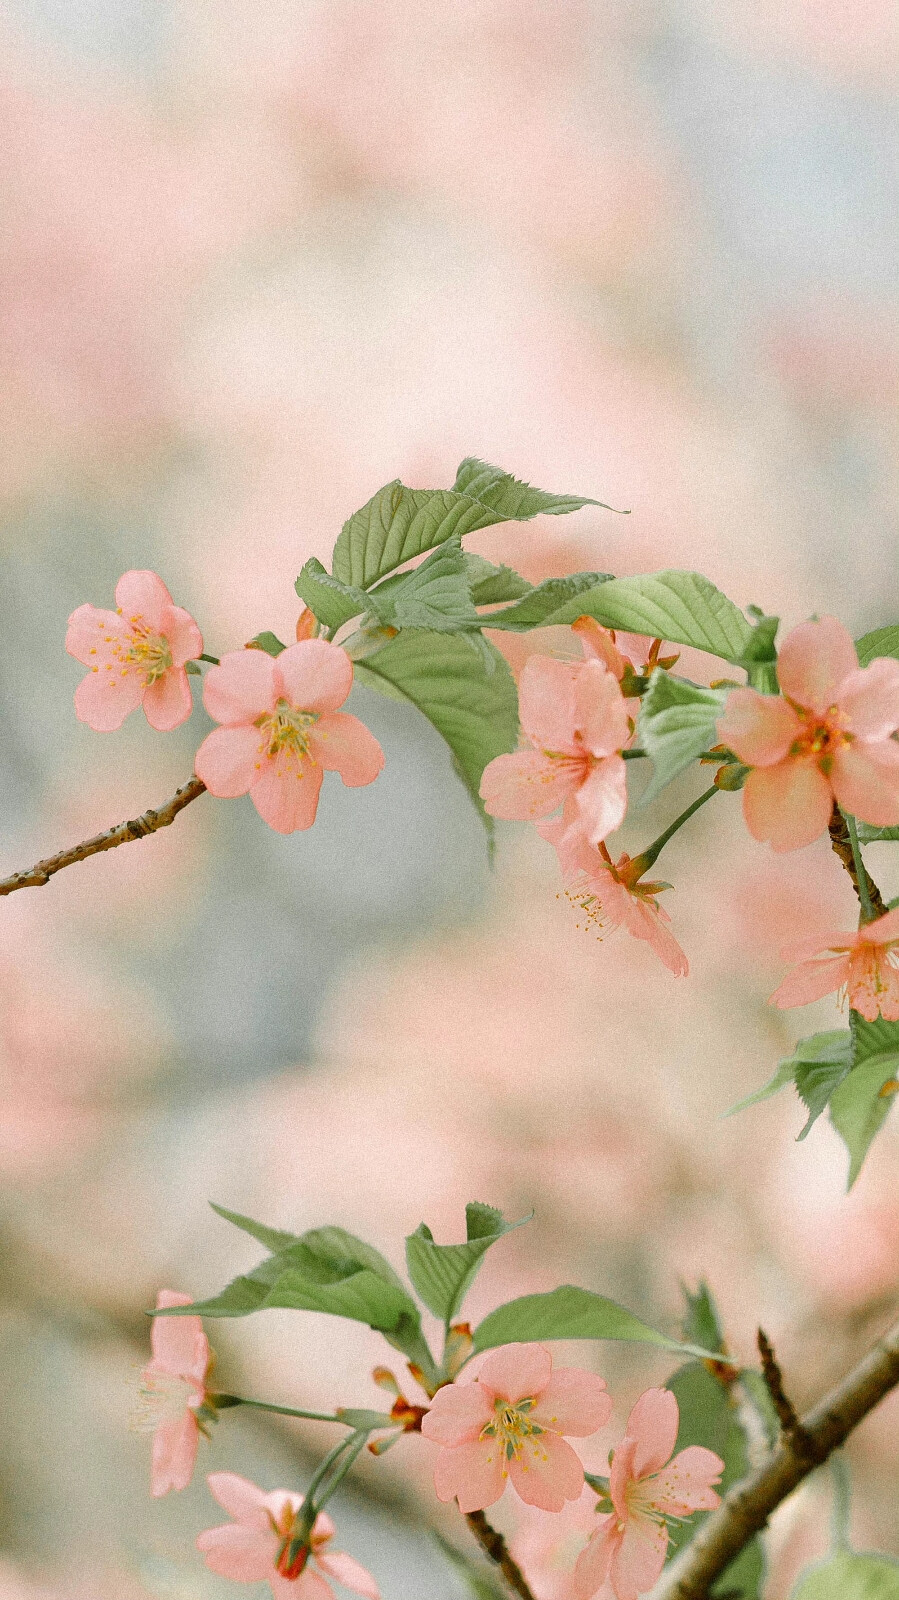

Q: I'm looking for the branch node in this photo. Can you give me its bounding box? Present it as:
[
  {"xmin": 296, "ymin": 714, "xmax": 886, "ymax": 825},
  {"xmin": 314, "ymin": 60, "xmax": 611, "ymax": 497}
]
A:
[{"xmin": 756, "ymin": 1329, "xmax": 823, "ymax": 1461}]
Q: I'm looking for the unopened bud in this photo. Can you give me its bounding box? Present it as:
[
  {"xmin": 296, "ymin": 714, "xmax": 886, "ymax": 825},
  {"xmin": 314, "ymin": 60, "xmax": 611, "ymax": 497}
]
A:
[
  {"xmin": 714, "ymin": 761, "xmax": 750, "ymax": 791},
  {"xmin": 296, "ymin": 607, "xmax": 318, "ymax": 641},
  {"xmin": 445, "ymin": 1321, "xmax": 474, "ymax": 1379},
  {"xmin": 372, "ymin": 1366, "xmax": 401, "ymax": 1396}
]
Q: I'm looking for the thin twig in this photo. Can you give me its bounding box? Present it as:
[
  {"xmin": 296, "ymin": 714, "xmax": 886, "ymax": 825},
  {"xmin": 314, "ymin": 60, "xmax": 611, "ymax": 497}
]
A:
[
  {"xmin": 828, "ymin": 806, "xmax": 886, "ymax": 919},
  {"xmin": 756, "ymin": 1330, "xmax": 822, "ymax": 1460},
  {"xmin": 465, "ymin": 1511, "xmax": 537, "ymax": 1600},
  {"xmin": 0, "ymin": 777, "xmax": 206, "ymax": 896}
]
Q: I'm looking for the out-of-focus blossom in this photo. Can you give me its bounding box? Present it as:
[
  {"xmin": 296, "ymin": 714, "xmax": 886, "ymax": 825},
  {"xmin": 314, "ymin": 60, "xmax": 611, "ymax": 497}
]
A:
[
  {"xmin": 574, "ymin": 1389, "xmax": 723, "ymax": 1600},
  {"xmin": 480, "ymin": 652, "xmax": 631, "ymax": 844},
  {"xmin": 195, "ymin": 640, "xmax": 384, "ymax": 833},
  {"xmin": 717, "ymin": 617, "xmax": 899, "ymax": 852},
  {"xmin": 540, "ymin": 820, "xmax": 688, "ymax": 976},
  {"xmin": 66, "ymin": 571, "xmax": 202, "ymax": 732},
  {"xmin": 421, "ymin": 1342, "xmax": 610, "ymax": 1513},
  {"xmin": 510, "ymin": 1488, "xmax": 603, "ymax": 1600},
  {"xmin": 197, "ymin": 1473, "xmax": 379, "ymax": 1599},
  {"xmin": 133, "ymin": 1291, "xmax": 211, "ymax": 1496},
  {"xmin": 770, "ymin": 907, "xmax": 899, "ymax": 1020}
]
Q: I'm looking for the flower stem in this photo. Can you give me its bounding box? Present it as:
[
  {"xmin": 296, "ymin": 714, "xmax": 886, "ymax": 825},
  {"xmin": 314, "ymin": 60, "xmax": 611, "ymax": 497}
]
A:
[
  {"xmin": 844, "ymin": 810, "xmax": 875, "ymax": 924},
  {"xmin": 830, "ymin": 1453, "xmax": 852, "ymax": 1552},
  {"xmin": 198, "ymin": 652, "xmax": 220, "ymax": 664},
  {"xmin": 209, "ymin": 1394, "xmax": 355, "ymax": 1424},
  {"xmin": 632, "ymin": 786, "xmax": 718, "ymax": 873},
  {"xmin": 828, "ymin": 807, "xmax": 886, "ymax": 919}
]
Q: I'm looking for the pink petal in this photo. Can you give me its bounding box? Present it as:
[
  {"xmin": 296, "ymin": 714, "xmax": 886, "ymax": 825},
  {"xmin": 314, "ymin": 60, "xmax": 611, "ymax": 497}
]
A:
[
  {"xmin": 575, "ymin": 663, "xmax": 631, "ymax": 757},
  {"xmin": 574, "ymin": 1517, "xmax": 619, "ymax": 1600},
  {"xmin": 480, "ymin": 750, "xmax": 583, "ymax": 820},
  {"xmin": 610, "ymin": 1514, "xmax": 669, "ymax": 1600},
  {"xmin": 151, "ymin": 1412, "xmax": 199, "ymax": 1496},
  {"xmin": 317, "ymin": 1550, "xmax": 381, "ymax": 1598},
  {"xmin": 649, "ymin": 1446, "xmax": 724, "ymax": 1515},
  {"xmin": 65, "ymin": 604, "xmax": 128, "ymax": 666},
  {"xmin": 518, "ymin": 656, "xmax": 583, "ymax": 753},
  {"xmin": 197, "ymin": 1522, "xmax": 277, "ymax": 1581},
  {"xmin": 150, "ymin": 1291, "xmax": 209, "ymax": 1380},
  {"xmin": 195, "ymin": 724, "xmax": 265, "ymax": 797},
  {"xmin": 830, "ymin": 740, "xmax": 899, "ymax": 827},
  {"xmin": 203, "ymin": 649, "xmax": 279, "ymax": 725},
  {"xmin": 507, "ymin": 1430, "xmax": 585, "ymax": 1512},
  {"xmin": 309, "ymin": 711, "xmax": 385, "ymax": 786},
  {"xmin": 433, "ymin": 1439, "xmax": 507, "ymax": 1512},
  {"xmin": 609, "ymin": 1436, "xmax": 639, "ymax": 1519},
  {"xmin": 287, "ymin": 1573, "xmax": 334, "ymax": 1600},
  {"xmin": 779, "ymin": 929, "xmax": 857, "ymax": 962},
  {"xmin": 574, "ymin": 755, "xmax": 628, "ymax": 845},
  {"xmin": 623, "ymin": 1388, "xmax": 679, "ymax": 1479},
  {"xmin": 623, "ymin": 898, "xmax": 689, "ymax": 977},
  {"xmin": 531, "ymin": 1368, "xmax": 612, "ymax": 1437},
  {"xmin": 164, "ymin": 605, "xmax": 204, "ymax": 668},
  {"xmin": 572, "ymin": 617, "xmax": 626, "ymax": 679},
  {"xmin": 115, "ymin": 569, "xmax": 174, "ymax": 632},
  {"xmin": 862, "ymin": 907, "xmax": 899, "ymax": 944},
  {"xmin": 477, "ymin": 1343, "xmax": 553, "ymax": 1404},
  {"xmin": 73, "ymin": 665, "xmax": 145, "ymax": 730},
  {"xmin": 250, "ymin": 752, "xmax": 323, "ymax": 832},
  {"xmin": 837, "ymin": 658, "xmax": 899, "ymax": 740},
  {"xmin": 716, "ymin": 689, "xmax": 800, "ymax": 767},
  {"xmin": 205, "ymin": 1472, "xmax": 277, "ymax": 1529},
  {"xmin": 848, "ymin": 947, "xmax": 899, "ymax": 1022},
  {"xmin": 769, "ymin": 954, "xmax": 851, "ymax": 1010},
  {"xmin": 420, "ymin": 1382, "xmax": 493, "ymax": 1446},
  {"xmin": 311, "ymin": 1511, "xmax": 336, "ymax": 1544},
  {"xmin": 143, "ymin": 668, "xmax": 194, "ymax": 731},
  {"xmin": 777, "ymin": 616, "xmax": 858, "ymax": 714},
  {"xmin": 742, "ymin": 760, "xmax": 834, "ymax": 851},
  {"xmin": 275, "ymin": 639, "xmax": 353, "ymax": 713}
]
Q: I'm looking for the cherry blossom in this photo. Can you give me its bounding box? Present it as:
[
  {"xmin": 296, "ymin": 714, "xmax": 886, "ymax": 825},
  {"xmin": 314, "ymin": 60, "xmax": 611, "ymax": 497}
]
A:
[
  {"xmin": 540, "ymin": 819, "xmax": 688, "ymax": 976},
  {"xmin": 197, "ymin": 1473, "xmax": 379, "ymax": 1599},
  {"xmin": 66, "ymin": 570, "xmax": 202, "ymax": 731},
  {"xmin": 717, "ymin": 616, "xmax": 899, "ymax": 852},
  {"xmin": 133, "ymin": 1291, "xmax": 211, "ymax": 1497},
  {"xmin": 574, "ymin": 1389, "xmax": 723, "ymax": 1600},
  {"xmin": 420, "ymin": 1342, "xmax": 611, "ymax": 1514},
  {"xmin": 194, "ymin": 640, "xmax": 384, "ymax": 833},
  {"xmin": 571, "ymin": 616, "xmax": 657, "ymax": 681},
  {"xmin": 770, "ymin": 906, "xmax": 899, "ymax": 1021}
]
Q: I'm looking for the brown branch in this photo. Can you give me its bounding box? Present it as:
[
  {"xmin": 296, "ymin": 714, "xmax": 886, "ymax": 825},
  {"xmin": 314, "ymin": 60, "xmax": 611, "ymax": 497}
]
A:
[
  {"xmin": 756, "ymin": 1329, "xmax": 822, "ymax": 1460},
  {"xmin": 651, "ymin": 1313, "xmax": 899, "ymax": 1600},
  {"xmin": 465, "ymin": 1511, "xmax": 537, "ymax": 1600},
  {"xmin": 0, "ymin": 777, "xmax": 206, "ymax": 896},
  {"xmin": 828, "ymin": 805, "xmax": 886, "ymax": 918}
]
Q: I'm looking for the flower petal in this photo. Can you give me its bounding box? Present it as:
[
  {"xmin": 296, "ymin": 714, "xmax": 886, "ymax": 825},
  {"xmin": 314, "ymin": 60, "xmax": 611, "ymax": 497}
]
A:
[
  {"xmin": 572, "ymin": 617, "xmax": 626, "ymax": 679},
  {"xmin": 623, "ymin": 1388, "xmax": 679, "ymax": 1479},
  {"xmin": 861, "ymin": 907, "xmax": 899, "ymax": 945},
  {"xmin": 477, "ymin": 1343, "xmax": 553, "ymax": 1404},
  {"xmin": 317, "ymin": 1550, "xmax": 381, "ymax": 1598},
  {"xmin": 742, "ymin": 760, "xmax": 834, "ymax": 851},
  {"xmin": 143, "ymin": 668, "xmax": 194, "ymax": 731},
  {"xmin": 164, "ymin": 605, "xmax": 204, "ymax": 667},
  {"xmin": 276, "ymin": 639, "xmax": 353, "ymax": 713},
  {"xmin": 195, "ymin": 724, "xmax": 264, "ymax": 798},
  {"xmin": 205, "ymin": 1472, "xmax": 275, "ymax": 1529},
  {"xmin": 507, "ymin": 1430, "xmax": 585, "ymax": 1511},
  {"xmin": 716, "ymin": 689, "xmax": 800, "ymax": 767},
  {"xmin": 203, "ymin": 650, "xmax": 279, "ymax": 725},
  {"xmin": 649, "ymin": 1445, "xmax": 724, "ymax": 1515},
  {"xmin": 610, "ymin": 1514, "xmax": 668, "ymax": 1600},
  {"xmin": 115, "ymin": 569, "xmax": 173, "ymax": 632},
  {"xmin": 432, "ymin": 1439, "xmax": 507, "ymax": 1512},
  {"xmin": 574, "ymin": 1516, "xmax": 619, "ymax": 1600},
  {"xmin": 777, "ymin": 616, "xmax": 858, "ymax": 714},
  {"xmin": 421, "ymin": 1382, "xmax": 493, "ymax": 1446},
  {"xmin": 73, "ymin": 665, "xmax": 145, "ymax": 730},
  {"xmin": 531, "ymin": 1368, "xmax": 612, "ymax": 1437},
  {"xmin": 250, "ymin": 752, "xmax": 323, "ymax": 833},
  {"xmin": 847, "ymin": 947, "xmax": 899, "ymax": 1022},
  {"xmin": 480, "ymin": 750, "xmax": 583, "ymax": 821},
  {"xmin": 575, "ymin": 663, "xmax": 631, "ymax": 757},
  {"xmin": 622, "ymin": 897, "xmax": 689, "ymax": 976},
  {"xmin": 574, "ymin": 754, "xmax": 628, "ymax": 845},
  {"xmin": 769, "ymin": 954, "xmax": 851, "ymax": 1010},
  {"xmin": 310, "ymin": 711, "xmax": 385, "ymax": 786},
  {"xmin": 197, "ymin": 1522, "xmax": 277, "ymax": 1581},
  {"xmin": 150, "ymin": 1291, "xmax": 209, "ymax": 1380},
  {"xmin": 287, "ymin": 1572, "xmax": 334, "ymax": 1600},
  {"xmin": 517, "ymin": 656, "xmax": 583, "ymax": 752},
  {"xmin": 65, "ymin": 604, "xmax": 128, "ymax": 666},
  {"xmin": 830, "ymin": 741, "xmax": 899, "ymax": 827},
  {"xmin": 151, "ymin": 1412, "xmax": 199, "ymax": 1496}
]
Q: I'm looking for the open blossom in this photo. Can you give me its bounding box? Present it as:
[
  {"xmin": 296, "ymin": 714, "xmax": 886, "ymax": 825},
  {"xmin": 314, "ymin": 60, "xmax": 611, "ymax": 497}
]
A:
[
  {"xmin": 717, "ymin": 616, "xmax": 899, "ymax": 852},
  {"xmin": 66, "ymin": 570, "xmax": 203, "ymax": 731},
  {"xmin": 540, "ymin": 819, "xmax": 688, "ymax": 976},
  {"xmin": 132, "ymin": 1291, "xmax": 211, "ymax": 1497},
  {"xmin": 770, "ymin": 907, "xmax": 899, "ymax": 1021},
  {"xmin": 574, "ymin": 1389, "xmax": 724, "ymax": 1600},
  {"xmin": 194, "ymin": 640, "xmax": 384, "ymax": 833},
  {"xmin": 197, "ymin": 1473, "xmax": 379, "ymax": 1599},
  {"xmin": 421, "ymin": 1342, "xmax": 611, "ymax": 1514}
]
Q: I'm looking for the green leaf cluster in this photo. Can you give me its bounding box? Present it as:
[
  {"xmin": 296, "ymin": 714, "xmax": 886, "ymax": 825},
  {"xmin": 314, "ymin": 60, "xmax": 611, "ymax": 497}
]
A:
[
  {"xmin": 637, "ymin": 673, "xmax": 727, "ymax": 805},
  {"xmin": 791, "ymin": 1552, "xmax": 899, "ymax": 1600},
  {"xmin": 405, "ymin": 1202, "xmax": 529, "ymax": 1325}
]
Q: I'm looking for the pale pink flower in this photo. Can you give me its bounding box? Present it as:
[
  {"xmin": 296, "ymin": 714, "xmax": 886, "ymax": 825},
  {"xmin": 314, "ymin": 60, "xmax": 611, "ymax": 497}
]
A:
[
  {"xmin": 571, "ymin": 617, "xmax": 655, "ymax": 681},
  {"xmin": 540, "ymin": 820, "xmax": 688, "ymax": 976},
  {"xmin": 133, "ymin": 1291, "xmax": 211, "ymax": 1497},
  {"xmin": 574, "ymin": 1389, "xmax": 724, "ymax": 1600},
  {"xmin": 66, "ymin": 570, "xmax": 203, "ymax": 731},
  {"xmin": 421, "ymin": 1342, "xmax": 611, "ymax": 1514},
  {"xmin": 717, "ymin": 616, "xmax": 899, "ymax": 852},
  {"xmin": 770, "ymin": 906, "xmax": 899, "ymax": 1021},
  {"xmin": 197, "ymin": 1473, "xmax": 380, "ymax": 1599},
  {"xmin": 480, "ymin": 650, "xmax": 632, "ymax": 845},
  {"xmin": 194, "ymin": 640, "xmax": 384, "ymax": 833}
]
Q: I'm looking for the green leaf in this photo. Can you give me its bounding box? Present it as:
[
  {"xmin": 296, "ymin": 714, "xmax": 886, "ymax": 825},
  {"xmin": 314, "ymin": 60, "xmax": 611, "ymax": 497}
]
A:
[
  {"xmin": 830, "ymin": 1046, "xmax": 899, "ymax": 1188},
  {"xmin": 384, "ymin": 539, "xmax": 480, "ymax": 633},
  {"xmin": 667, "ymin": 1359, "xmax": 764, "ymax": 1598},
  {"xmin": 855, "ymin": 626, "xmax": 899, "ymax": 669},
  {"xmin": 637, "ymin": 674, "xmax": 727, "ymax": 804},
  {"xmin": 856, "ymin": 823, "xmax": 899, "ymax": 843},
  {"xmin": 791, "ymin": 1552, "xmax": 899, "ymax": 1600},
  {"xmin": 295, "ymin": 558, "xmax": 374, "ymax": 631},
  {"xmin": 452, "ymin": 457, "xmax": 618, "ymax": 520},
  {"xmin": 210, "ymin": 1202, "xmax": 299, "ymax": 1253},
  {"xmin": 248, "ymin": 631, "xmax": 287, "ymax": 657},
  {"xmin": 332, "ymin": 482, "xmax": 498, "ymax": 591},
  {"xmin": 464, "ymin": 555, "xmax": 533, "ymax": 606},
  {"xmin": 434, "ymin": 1533, "xmax": 509, "ymax": 1600},
  {"xmin": 741, "ymin": 610, "xmax": 780, "ymax": 692},
  {"xmin": 540, "ymin": 570, "xmax": 754, "ymax": 663},
  {"xmin": 727, "ymin": 1032, "xmax": 852, "ymax": 1130},
  {"xmin": 680, "ymin": 1282, "xmax": 725, "ymax": 1354},
  {"xmin": 472, "ymin": 1286, "xmax": 715, "ymax": 1359},
  {"xmin": 405, "ymin": 1203, "xmax": 530, "ymax": 1324},
  {"xmin": 479, "ymin": 572, "xmax": 613, "ymax": 632}
]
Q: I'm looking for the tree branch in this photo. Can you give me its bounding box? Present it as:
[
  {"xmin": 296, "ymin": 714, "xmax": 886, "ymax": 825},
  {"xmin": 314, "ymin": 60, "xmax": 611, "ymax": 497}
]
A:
[
  {"xmin": 829, "ymin": 806, "xmax": 886, "ymax": 918},
  {"xmin": 651, "ymin": 1314, "xmax": 899, "ymax": 1600},
  {"xmin": 465, "ymin": 1511, "xmax": 537, "ymax": 1600},
  {"xmin": 0, "ymin": 777, "xmax": 206, "ymax": 896},
  {"xmin": 756, "ymin": 1329, "xmax": 821, "ymax": 1459}
]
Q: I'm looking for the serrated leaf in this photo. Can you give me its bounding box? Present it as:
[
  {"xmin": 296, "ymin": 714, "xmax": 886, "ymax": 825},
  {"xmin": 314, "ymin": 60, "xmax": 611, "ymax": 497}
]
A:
[
  {"xmin": 332, "ymin": 482, "xmax": 499, "ymax": 590},
  {"xmin": 855, "ymin": 626, "xmax": 899, "ymax": 669},
  {"xmin": 452, "ymin": 457, "xmax": 617, "ymax": 519},
  {"xmin": 248, "ymin": 631, "xmax": 288, "ymax": 657},
  {"xmin": 386, "ymin": 540, "xmax": 480, "ymax": 633},
  {"xmin": 795, "ymin": 1049, "xmax": 855, "ymax": 1139},
  {"xmin": 479, "ymin": 572, "xmax": 613, "ymax": 632},
  {"xmin": 295, "ymin": 558, "xmax": 374, "ymax": 631},
  {"xmin": 464, "ymin": 554, "xmax": 533, "ymax": 606},
  {"xmin": 667, "ymin": 1359, "xmax": 764, "ymax": 1598},
  {"xmin": 540, "ymin": 571, "xmax": 754, "ymax": 663},
  {"xmin": 472, "ymin": 1286, "xmax": 715, "ymax": 1359},
  {"xmin": 637, "ymin": 674, "xmax": 727, "ymax": 804},
  {"xmin": 405, "ymin": 1203, "xmax": 529, "ymax": 1324},
  {"xmin": 831, "ymin": 1048, "xmax": 899, "ymax": 1187},
  {"xmin": 791, "ymin": 1551, "xmax": 899, "ymax": 1600},
  {"xmin": 856, "ymin": 823, "xmax": 899, "ymax": 843},
  {"xmin": 727, "ymin": 1032, "xmax": 852, "ymax": 1125}
]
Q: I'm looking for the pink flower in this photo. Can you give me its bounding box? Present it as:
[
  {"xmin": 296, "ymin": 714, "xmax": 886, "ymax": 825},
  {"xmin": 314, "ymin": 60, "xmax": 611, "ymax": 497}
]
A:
[
  {"xmin": 574, "ymin": 1389, "xmax": 724, "ymax": 1600},
  {"xmin": 197, "ymin": 1473, "xmax": 380, "ymax": 1600},
  {"xmin": 571, "ymin": 617, "xmax": 656, "ymax": 681},
  {"xmin": 133, "ymin": 1291, "xmax": 211, "ymax": 1497},
  {"xmin": 479, "ymin": 649, "xmax": 632, "ymax": 846},
  {"xmin": 540, "ymin": 821, "xmax": 688, "ymax": 976},
  {"xmin": 770, "ymin": 906, "xmax": 899, "ymax": 1021},
  {"xmin": 194, "ymin": 641, "xmax": 384, "ymax": 833},
  {"xmin": 420, "ymin": 1342, "xmax": 611, "ymax": 1514},
  {"xmin": 717, "ymin": 616, "xmax": 899, "ymax": 852},
  {"xmin": 66, "ymin": 570, "xmax": 202, "ymax": 731}
]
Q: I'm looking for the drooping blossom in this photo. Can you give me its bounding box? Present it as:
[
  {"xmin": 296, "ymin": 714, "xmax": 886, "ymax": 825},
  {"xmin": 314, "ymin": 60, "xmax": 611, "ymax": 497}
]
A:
[
  {"xmin": 574, "ymin": 1389, "xmax": 724, "ymax": 1600},
  {"xmin": 479, "ymin": 647, "xmax": 632, "ymax": 846},
  {"xmin": 420, "ymin": 1342, "xmax": 611, "ymax": 1514},
  {"xmin": 540, "ymin": 819, "xmax": 688, "ymax": 976},
  {"xmin": 66, "ymin": 570, "xmax": 203, "ymax": 731},
  {"xmin": 197, "ymin": 1473, "xmax": 379, "ymax": 1599},
  {"xmin": 509, "ymin": 1488, "xmax": 601, "ymax": 1600},
  {"xmin": 770, "ymin": 906, "xmax": 899, "ymax": 1021},
  {"xmin": 194, "ymin": 640, "xmax": 384, "ymax": 833},
  {"xmin": 133, "ymin": 1291, "xmax": 211, "ymax": 1496},
  {"xmin": 717, "ymin": 616, "xmax": 899, "ymax": 852},
  {"xmin": 571, "ymin": 617, "xmax": 659, "ymax": 681}
]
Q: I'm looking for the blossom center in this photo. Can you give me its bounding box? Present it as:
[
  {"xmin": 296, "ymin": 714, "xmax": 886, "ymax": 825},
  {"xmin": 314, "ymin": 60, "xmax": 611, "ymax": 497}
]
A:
[
  {"xmin": 480, "ymin": 1394, "xmax": 543, "ymax": 1460},
  {"xmin": 131, "ymin": 1371, "xmax": 197, "ymax": 1432},
  {"xmin": 94, "ymin": 613, "xmax": 173, "ymax": 685},
  {"xmin": 789, "ymin": 705, "xmax": 850, "ymax": 768},
  {"xmin": 256, "ymin": 699, "xmax": 320, "ymax": 763}
]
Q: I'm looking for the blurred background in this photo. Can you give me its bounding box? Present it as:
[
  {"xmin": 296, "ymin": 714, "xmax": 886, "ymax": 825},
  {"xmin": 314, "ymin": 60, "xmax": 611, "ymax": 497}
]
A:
[{"xmin": 0, "ymin": 2, "xmax": 898, "ymax": 1596}]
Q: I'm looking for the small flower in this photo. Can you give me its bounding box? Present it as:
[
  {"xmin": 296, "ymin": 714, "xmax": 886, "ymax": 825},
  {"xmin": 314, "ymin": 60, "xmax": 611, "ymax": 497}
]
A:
[
  {"xmin": 197, "ymin": 1473, "xmax": 380, "ymax": 1599},
  {"xmin": 132, "ymin": 1290, "xmax": 211, "ymax": 1497},
  {"xmin": 194, "ymin": 640, "xmax": 385, "ymax": 833},
  {"xmin": 479, "ymin": 647, "xmax": 632, "ymax": 846},
  {"xmin": 574, "ymin": 1389, "xmax": 724, "ymax": 1600},
  {"xmin": 770, "ymin": 906, "xmax": 899, "ymax": 1021},
  {"xmin": 571, "ymin": 617, "xmax": 657, "ymax": 682},
  {"xmin": 66, "ymin": 570, "xmax": 203, "ymax": 731},
  {"xmin": 540, "ymin": 820, "xmax": 688, "ymax": 976},
  {"xmin": 420, "ymin": 1342, "xmax": 611, "ymax": 1514},
  {"xmin": 717, "ymin": 616, "xmax": 899, "ymax": 852}
]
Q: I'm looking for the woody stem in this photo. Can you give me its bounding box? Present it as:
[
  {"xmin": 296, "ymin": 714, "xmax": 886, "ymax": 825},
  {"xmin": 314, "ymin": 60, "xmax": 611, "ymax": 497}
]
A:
[
  {"xmin": 464, "ymin": 1510, "xmax": 538, "ymax": 1600},
  {"xmin": 828, "ymin": 805, "xmax": 885, "ymax": 920}
]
